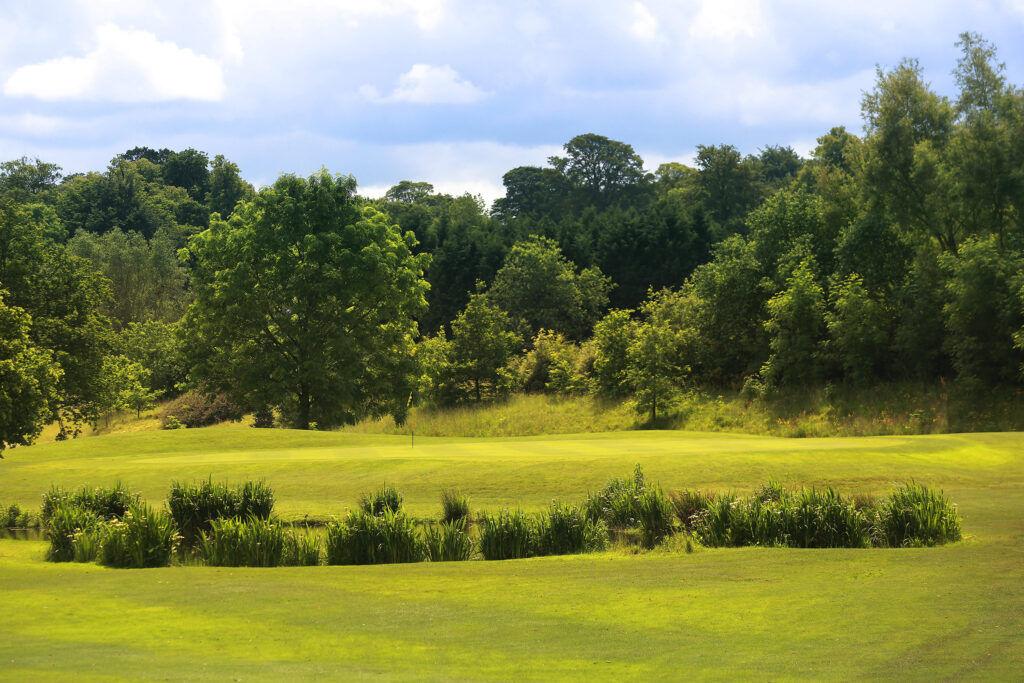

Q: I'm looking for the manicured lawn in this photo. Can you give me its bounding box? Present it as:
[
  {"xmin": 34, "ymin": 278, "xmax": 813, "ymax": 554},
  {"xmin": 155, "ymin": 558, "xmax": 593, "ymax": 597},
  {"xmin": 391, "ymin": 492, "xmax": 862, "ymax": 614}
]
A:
[{"xmin": 1, "ymin": 427, "xmax": 1022, "ymax": 679}]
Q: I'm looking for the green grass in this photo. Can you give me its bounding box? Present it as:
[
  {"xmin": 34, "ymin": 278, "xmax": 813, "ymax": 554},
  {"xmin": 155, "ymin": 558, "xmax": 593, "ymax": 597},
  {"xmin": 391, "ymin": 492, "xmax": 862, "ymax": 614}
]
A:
[{"xmin": 1, "ymin": 426, "xmax": 1023, "ymax": 678}]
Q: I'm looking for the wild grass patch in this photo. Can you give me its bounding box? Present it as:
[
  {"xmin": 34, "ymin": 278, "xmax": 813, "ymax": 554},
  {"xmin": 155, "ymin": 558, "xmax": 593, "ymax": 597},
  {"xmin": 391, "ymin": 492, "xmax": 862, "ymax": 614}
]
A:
[
  {"xmin": 326, "ymin": 508, "xmax": 425, "ymax": 565},
  {"xmin": 200, "ymin": 517, "xmax": 287, "ymax": 567},
  {"xmin": 168, "ymin": 478, "xmax": 274, "ymax": 544},
  {"xmin": 878, "ymin": 482, "xmax": 962, "ymax": 547},
  {"xmin": 423, "ymin": 519, "xmax": 474, "ymax": 562},
  {"xmin": 477, "ymin": 508, "xmax": 535, "ymax": 560},
  {"xmin": 440, "ymin": 489, "xmax": 470, "ymax": 525},
  {"xmin": 98, "ymin": 503, "xmax": 178, "ymax": 569}
]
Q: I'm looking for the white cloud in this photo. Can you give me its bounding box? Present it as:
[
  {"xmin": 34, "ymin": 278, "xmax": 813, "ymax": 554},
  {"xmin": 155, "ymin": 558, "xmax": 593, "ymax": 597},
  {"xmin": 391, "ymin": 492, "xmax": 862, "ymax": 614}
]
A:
[
  {"xmin": 363, "ymin": 64, "xmax": 491, "ymax": 105},
  {"xmin": 688, "ymin": 0, "xmax": 766, "ymax": 43},
  {"xmin": 4, "ymin": 23, "xmax": 225, "ymax": 102},
  {"xmin": 630, "ymin": 2, "xmax": 661, "ymax": 44}
]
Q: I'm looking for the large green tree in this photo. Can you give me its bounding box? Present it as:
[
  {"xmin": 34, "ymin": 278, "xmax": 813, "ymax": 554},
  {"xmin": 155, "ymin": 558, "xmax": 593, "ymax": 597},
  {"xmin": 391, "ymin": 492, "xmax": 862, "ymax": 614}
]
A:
[{"xmin": 183, "ymin": 170, "xmax": 429, "ymax": 429}]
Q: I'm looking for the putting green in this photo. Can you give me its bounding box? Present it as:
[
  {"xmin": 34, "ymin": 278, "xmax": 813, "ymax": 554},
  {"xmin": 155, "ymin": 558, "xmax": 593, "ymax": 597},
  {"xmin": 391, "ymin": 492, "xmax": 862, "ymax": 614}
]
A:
[{"xmin": 1, "ymin": 427, "xmax": 1022, "ymax": 679}]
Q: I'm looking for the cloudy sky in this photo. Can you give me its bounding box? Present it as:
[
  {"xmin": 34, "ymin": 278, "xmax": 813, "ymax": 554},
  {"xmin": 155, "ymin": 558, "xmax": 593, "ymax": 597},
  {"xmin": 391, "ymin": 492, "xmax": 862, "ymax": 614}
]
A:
[{"xmin": 2, "ymin": 1, "xmax": 1024, "ymax": 203}]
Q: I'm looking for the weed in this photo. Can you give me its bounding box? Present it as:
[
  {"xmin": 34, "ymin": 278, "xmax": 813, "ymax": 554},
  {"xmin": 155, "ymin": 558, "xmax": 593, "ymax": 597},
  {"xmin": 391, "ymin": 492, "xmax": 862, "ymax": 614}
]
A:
[
  {"xmin": 41, "ymin": 483, "xmax": 139, "ymax": 525},
  {"xmin": 669, "ymin": 489, "xmax": 714, "ymax": 529},
  {"xmin": 535, "ymin": 501, "xmax": 608, "ymax": 555},
  {"xmin": 440, "ymin": 489, "xmax": 470, "ymax": 525},
  {"xmin": 99, "ymin": 503, "xmax": 178, "ymax": 568},
  {"xmin": 423, "ymin": 519, "xmax": 474, "ymax": 562},
  {"xmin": 284, "ymin": 527, "xmax": 322, "ymax": 566},
  {"xmin": 200, "ymin": 517, "xmax": 287, "ymax": 567},
  {"xmin": 634, "ymin": 487, "xmax": 675, "ymax": 548},
  {"xmin": 360, "ymin": 485, "xmax": 403, "ymax": 516},
  {"xmin": 878, "ymin": 482, "xmax": 962, "ymax": 547},
  {"xmin": 168, "ymin": 478, "xmax": 275, "ymax": 544},
  {"xmin": 326, "ymin": 508, "xmax": 424, "ymax": 565},
  {"xmin": 477, "ymin": 508, "xmax": 535, "ymax": 560},
  {"xmin": 45, "ymin": 503, "xmax": 101, "ymax": 562}
]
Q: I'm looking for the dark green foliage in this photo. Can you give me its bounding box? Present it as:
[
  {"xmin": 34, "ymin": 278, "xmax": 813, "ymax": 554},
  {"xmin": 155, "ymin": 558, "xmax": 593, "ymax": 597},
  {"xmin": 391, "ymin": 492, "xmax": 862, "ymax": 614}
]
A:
[
  {"xmin": 360, "ymin": 485, "xmax": 403, "ymax": 516},
  {"xmin": 99, "ymin": 503, "xmax": 178, "ymax": 569},
  {"xmin": 326, "ymin": 508, "xmax": 425, "ymax": 565},
  {"xmin": 633, "ymin": 487, "xmax": 676, "ymax": 548},
  {"xmin": 477, "ymin": 508, "xmax": 535, "ymax": 561},
  {"xmin": 584, "ymin": 464, "xmax": 653, "ymax": 529},
  {"xmin": 535, "ymin": 501, "xmax": 608, "ymax": 555},
  {"xmin": 440, "ymin": 489, "xmax": 470, "ymax": 524},
  {"xmin": 1, "ymin": 502, "xmax": 35, "ymax": 528},
  {"xmin": 167, "ymin": 479, "xmax": 274, "ymax": 544},
  {"xmin": 878, "ymin": 482, "xmax": 962, "ymax": 547},
  {"xmin": 41, "ymin": 482, "xmax": 139, "ymax": 524},
  {"xmin": 423, "ymin": 519, "xmax": 474, "ymax": 562},
  {"xmin": 160, "ymin": 391, "xmax": 243, "ymax": 429},
  {"xmin": 45, "ymin": 502, "xmax": 101, "ymax": 562},
  {"xmin": 200, "ymin": 517, "xmax": 286, "ymax": 567}
]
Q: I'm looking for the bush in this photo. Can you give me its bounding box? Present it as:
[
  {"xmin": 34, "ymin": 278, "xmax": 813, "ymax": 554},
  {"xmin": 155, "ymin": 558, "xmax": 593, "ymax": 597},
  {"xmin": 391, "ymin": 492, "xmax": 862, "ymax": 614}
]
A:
[
  {"xmin": 326, "ymin": 508, "xmax": 424, "ymax": 565},
  {"xmin": 98, "ymin": 503, "xmax": 178, "ymax": 568},
  {"xmin": 634, "ymin": 487, "xmax": 675, "ymax": 548},
  {"xmin": 878, "ymin": 482, "xmax": 962, "ymax": 547},
  {"xmin": 584, "ymin": 464, "xmax": 648, "ymax": 528},
  {"xmin": 477, "ymin": 508, "xmax": 535, "ymax": 560},
  {"xmin": 168, "ymin": 479, "xmax": 274, "ymax": 544},
  {"xmin": 283, "ymin": 527, "xmax": 322, "ymax": 566},
  {"xmin": 41, "ymin": 483, "xmax": 139, "ymax": 525},
  {"xmin": 535, "ymin": 501, "xmax": 607, "ymax": 555},
  {"xmin": 669, "ymin": 489, "xmax": 714, "ymax": 529},
  {"xmin": 360, "ymin": 485, "xmax": 403, "ymax": 516},
  {"xmin": 440, "ymin": 489, "xmax": 470, "ymax": 525},
  {"xmin": 200, "ymin": 517, "xmax": 286, "ymax": 567},
  {"xmin": 423, "ymin": 519, "xmax": 474, "ymax": 562},
  {"xmin": 780, "ymin": 487, "xmax": 871, "ymax": 548},
  {"xmin": 1, "ymin": 502, "xmax": 35, "ymax": 528},
  {"xmin": 45, "ymin": 503, "xmax": 101, "ymax": 562},
  {"xmin": 160, "ymin": 390, "xmax": 243, "ymax": 429}
]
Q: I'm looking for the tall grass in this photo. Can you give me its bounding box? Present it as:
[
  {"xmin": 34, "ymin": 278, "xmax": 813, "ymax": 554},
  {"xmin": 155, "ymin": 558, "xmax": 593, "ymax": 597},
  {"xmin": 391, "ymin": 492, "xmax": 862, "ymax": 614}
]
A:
[
  {"xmin": 1, "ymin": 502, "xmax": 35, "ymax": 528},
  {"xmin": 584, "ymin": 464, "xmax": 647, "ymax": 528},
  {"xmin": 878, "ymin": 482, "xmax": 962, "ymax": 547},
  {"xmin": 360, "ymin": 485, "xmax": 403, "ymax": 516},
  {"xmin": 633, "ymin": 487, "xmax": 675, "ymax": 548},
  {"xmin": 423, "ymin": 519, "xmax": 474, "ymax": 562},
  {"xmin": 669, "ymin": 489, "xmax": 714, "ymax": 530},
  {"xmin": 535, "ymin": 502, "xmax": 608, "ymax": 555},
  {"xmin": 440, "ymin": 489, "xmax": 470, "ymax": 525},
  {"xmin": 200, "ymin": 517, "xmax": 287, "ymax": 567},
  {"xmin": 168, "ymin": 478, "xmax": 274, "ymax": 544},
  {"xmin": 41, "ymin": 482, "xmax": 139, "ymax": 525},
  {"xmin": 99, "ymin": 503, "xmax": 178, "ymax": 568},
  {"xmin": 284, "ymin": 527, "xmax": 323, "ymax": 566},
  {"xmin": 477, "ymin": 508, "xmax": 535, "ymax": 560},
  {"xmin": 45, "ymin": 503, "xmax": 101, "ymax": 562},
  {"xmin": 326, "ymin": 508, "xmax": 424, "ymax": 565}
]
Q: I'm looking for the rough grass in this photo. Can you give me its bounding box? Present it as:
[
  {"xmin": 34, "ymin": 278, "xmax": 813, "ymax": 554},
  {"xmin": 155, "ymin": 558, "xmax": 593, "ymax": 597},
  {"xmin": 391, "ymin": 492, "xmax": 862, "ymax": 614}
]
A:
[{"xmin": 1, "ymin": 427, "xmax": 1023, "ymax": 678}]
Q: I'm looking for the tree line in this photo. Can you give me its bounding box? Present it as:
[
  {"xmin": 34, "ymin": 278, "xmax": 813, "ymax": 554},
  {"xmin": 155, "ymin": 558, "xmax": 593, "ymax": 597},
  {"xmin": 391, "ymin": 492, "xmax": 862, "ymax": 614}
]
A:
[{"xmin": 2, "ymin": 33, "xmax": 1024, "ymax": 450}]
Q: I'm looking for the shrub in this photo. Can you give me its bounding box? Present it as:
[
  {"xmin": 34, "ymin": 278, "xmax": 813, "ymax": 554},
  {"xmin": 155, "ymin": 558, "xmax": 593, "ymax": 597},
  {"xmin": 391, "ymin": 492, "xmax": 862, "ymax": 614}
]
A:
[
  {"xmin": 1, "ymin": 502, "xmax": 35, "ymax": 528},
  {"xmin": 423, "ymin": 519, "xmax": 474, "ymax": 562},
  {"xmin": 634, "ymin": 487, "xmax": 675, "ymax": 548},
  {"xmin": 160, "ymin": 391, "xmax": 243, "ymax": 429},
  {"xmin": 99, "ymin": 503, "xmax": 178, "ymax": 569},
  {"xmin": 535, "ymin": 501, "xmax": 607, "ymax": 555},
  {"xmin": 669, "ymin": 489, "xmax": 714, "ymax": 529},
  {"xmin": 41, "ymin": 483, "xmax": 139, "ymax": 525},
  {"xmin": 200, "ymin": 517, "xmax": 286, "ymax": 567},
  {"xmin": 360, "ymin": 485, "xmax": 403, "ymax": 516},
  {"xmin": 326, "ymin": 508, "xmax": 424, "ymax": 565},
  {"xmin": 168, "ymin": 479, "xmax": 275, "ymax": 544},
  {"xmin": 584, "ymin": 464, "xmax": 648, "ymax": 528},
  {"xmin": 477, "ymin": 508, "xmax": 535, "ymax": 560},
  {"xmin": 440, "ymin": 489, "xmax": 470, "ymax": 525},
  {"xmin": 283, "ymin": 527, "xmax": 322, "ymax": 566},
  {"xmin": 779, "ymin": 487, "xmax": 871, "ymax": 548},
  {"xmin": 878, "ymin": 482, "xmax": 962, "ymax": 547},
  {"xmin": 45, "ymin": 503, "xmax": 101, "ymax": 562}
]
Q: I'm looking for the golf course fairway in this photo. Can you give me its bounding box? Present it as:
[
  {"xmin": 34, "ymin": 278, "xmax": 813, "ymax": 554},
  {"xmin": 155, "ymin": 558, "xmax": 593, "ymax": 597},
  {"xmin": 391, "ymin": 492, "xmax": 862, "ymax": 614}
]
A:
[{"xmin": 1, "ymin": 426, "xmax": 1022, "ymax": 679}]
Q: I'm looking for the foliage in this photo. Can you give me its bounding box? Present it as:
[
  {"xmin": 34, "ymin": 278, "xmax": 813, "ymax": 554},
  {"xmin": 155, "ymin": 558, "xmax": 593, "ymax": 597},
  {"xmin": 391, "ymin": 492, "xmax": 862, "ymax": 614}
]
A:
[
  {"xmin": 476, "ymin": 508, "xmax": 535, "ymax": 560},
  {"xmin": 45, "ymin": 502, "xmax": 101, "ymax": 562},
  {"xmin": 592, "ymin": 309, "xmax": 636, "ymax": 399},
  {"xmin": 825, "ymin": 274, "xmax": 890, "ymax": 385},
  {"xmin": 486, "ymin": 235, "xmax": 611, "ymax": 340},
  {"xmin": 423, "ymin": 518, "xmax": 474, "ymax": 562},
  {"xmin": 360, "ymin": 485, "xmax": 403, "ymax": 516},
  {"xmin": 761, "ymin": 259, "xmax": 826, "ymax": 387},
  {"xmin": 507, "ymin": 329, "xmax": 591, "ymax": 395},
  {"xmin": 183, "ymin": 170, "xmax": 429, "ymax": 430},
  {"xmin": 41, "ymin": 482, "xmax": 140, "ymax": 524},
  {"xmin": 283, "ymin": 526, "xmax": 323, "ymax": 566},
  {"xmin": 200, "ymin": 516, "xmax": 287, "ymax": 567},
  {"xmin": 446, "ymin": 290, "xmax": 521, "ymax": 402},
  {"xmin": 535, "ymin": 501, "xmax": 607, "ymax": 555},
  {"xmin": 440, "ymin": 489, "xmax": 470, "ymax": 525},
  {"xmin": 326, "ymin": 508, "xmax": 425, "ymax": 565},
  {"xmin": 99, "ymin": 503, "xmax": 178, "ymax": 568},
  {"xmin": 160, "ymin": 390, "xmax": 243, "ymax": 429},
  {"xmin": 167, "ymin": 479, "xmax": 274, "ymax": 544},
  {"xmin": 878, "ymin": 482, "xmax": 962, "ymax": 547},
  {"xmin": 97, "ymin": 355, "xmax": 158, "ymax": 417}
]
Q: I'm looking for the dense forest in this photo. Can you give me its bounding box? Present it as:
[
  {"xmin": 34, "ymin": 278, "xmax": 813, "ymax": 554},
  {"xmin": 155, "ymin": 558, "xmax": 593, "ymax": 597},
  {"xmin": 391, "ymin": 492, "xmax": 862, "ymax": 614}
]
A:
[{"xmin": 3, "ymin": 33, "xmax": 1024, "ymax": 448}]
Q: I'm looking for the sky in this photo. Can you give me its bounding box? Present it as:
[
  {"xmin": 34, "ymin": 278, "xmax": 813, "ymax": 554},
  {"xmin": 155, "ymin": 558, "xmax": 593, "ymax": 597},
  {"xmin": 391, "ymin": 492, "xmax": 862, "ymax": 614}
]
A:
[{"xmin": 2, "ymin": 1, "xmax": 1024, "ymax": 204}]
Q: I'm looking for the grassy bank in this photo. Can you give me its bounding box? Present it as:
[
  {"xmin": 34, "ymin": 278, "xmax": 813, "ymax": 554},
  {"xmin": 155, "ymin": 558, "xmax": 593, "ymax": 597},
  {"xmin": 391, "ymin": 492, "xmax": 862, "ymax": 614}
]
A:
[{"xmin": 0, "ymin": 427, "xmax": 1022, "ymax": 678}]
